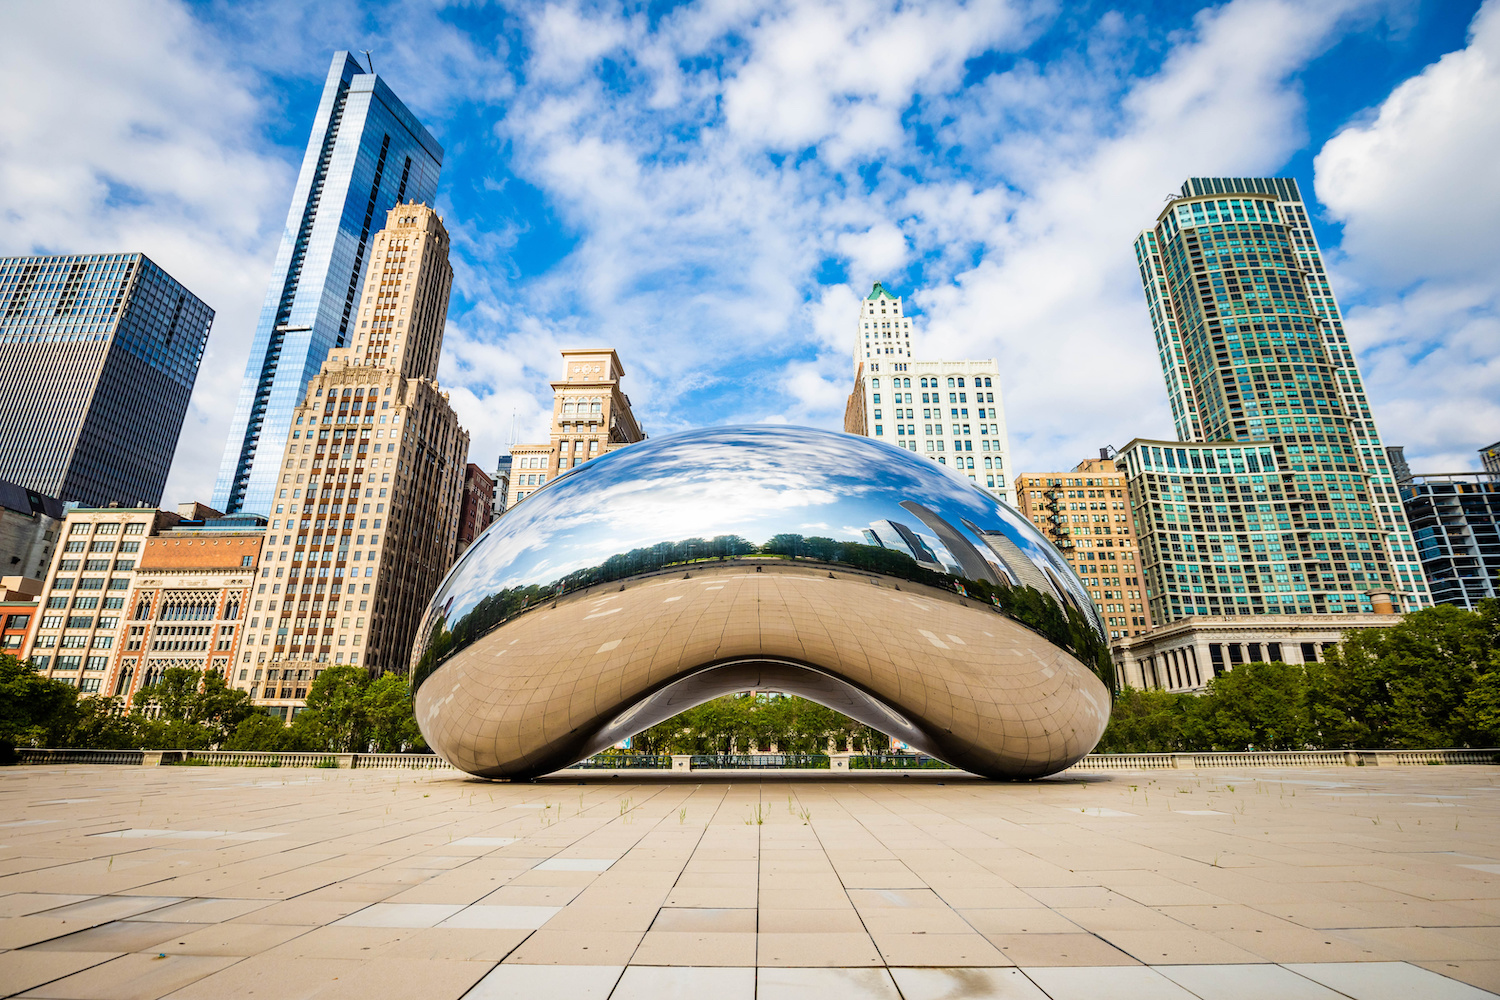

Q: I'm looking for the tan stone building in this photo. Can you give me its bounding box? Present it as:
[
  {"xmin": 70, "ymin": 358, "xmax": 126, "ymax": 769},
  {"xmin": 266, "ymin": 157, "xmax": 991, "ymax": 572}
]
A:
[
  {"xmin": 115, "ymin": 510, "xmax": 265, "ymax": 705},
  {"xmin": 505, "ymin": 349, "xmax": 645, "ymax": 508},
  {"xmin": 1112, "ymin": 612, "xmax": 1401, "ymax": 692},
  {"xmin": 247, "ymin": 202, "xmax": 468, "ymax": 718},
  {"xmin": 21, "ymin": 505, "xmax": 181, "ymax": 694},
  {"xmin": 1013, "ymin": 456, "xmax": 1152, "ymax": 642}
]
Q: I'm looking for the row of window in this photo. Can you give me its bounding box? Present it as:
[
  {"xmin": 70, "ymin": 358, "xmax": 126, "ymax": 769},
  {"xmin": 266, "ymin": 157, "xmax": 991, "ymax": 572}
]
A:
[
  {"xmin": 872, "ymin": 376, "xmax": 995, "ymax": 389},
  {"xmin": 69, "ymin": 521, "xmax": 146, "ymax": 536}
]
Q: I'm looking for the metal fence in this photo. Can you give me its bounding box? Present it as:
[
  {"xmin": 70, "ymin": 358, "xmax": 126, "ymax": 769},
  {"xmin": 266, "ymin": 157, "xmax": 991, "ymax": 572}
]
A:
[
  {"xmin": 851, "ymin": 753, "xmax": 954, "ymax": 769},
  {"xmin": 690, "ymin": 753, "xmax": 831, "ymax": 769},
  {"xmin": 570, "ymin": 754, "xmax": 671, "ymax": 769}
]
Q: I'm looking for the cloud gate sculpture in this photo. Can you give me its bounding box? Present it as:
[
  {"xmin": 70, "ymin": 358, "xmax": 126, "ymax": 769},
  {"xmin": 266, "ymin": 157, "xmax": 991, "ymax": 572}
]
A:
[{"xmin": 410, "ymin": 426, "xmax": 1112, "ymax": 780}]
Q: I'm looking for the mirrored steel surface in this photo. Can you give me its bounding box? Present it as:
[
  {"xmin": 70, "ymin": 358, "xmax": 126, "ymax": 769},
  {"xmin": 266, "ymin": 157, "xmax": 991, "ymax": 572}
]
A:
[{"xmin": 410, "ymin": 426, "xmax": 1112, "ymax": 779}]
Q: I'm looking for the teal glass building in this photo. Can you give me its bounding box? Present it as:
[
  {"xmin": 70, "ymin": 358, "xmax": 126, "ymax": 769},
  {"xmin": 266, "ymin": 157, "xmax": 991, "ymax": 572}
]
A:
[
  {"xmin": 0, "ymin": 253, "xmax": 213, "ymax": 508},
  {"xmin": 213, "ymin": 52, "xmax": 442, "ymax": 514},
  {"xmin": 1125, "ymin": 177, "xmax": 1429, "ymax": 621}
]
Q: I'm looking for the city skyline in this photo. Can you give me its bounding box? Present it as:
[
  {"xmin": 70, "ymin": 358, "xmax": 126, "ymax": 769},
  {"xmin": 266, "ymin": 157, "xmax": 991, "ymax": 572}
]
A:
[
  {"xmin": 2, "ymin": 0, "xmax": 1496, "ymax": 510},
  {"xmin": 214, "ymin": 52, "xmax": 443, "ymax": 515}
]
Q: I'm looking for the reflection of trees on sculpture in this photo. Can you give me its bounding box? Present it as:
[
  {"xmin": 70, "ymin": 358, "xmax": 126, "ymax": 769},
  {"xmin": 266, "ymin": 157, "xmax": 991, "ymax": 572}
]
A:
[
  {"xmin": 413, "ymin": 529, "xmax": 1114, "ymax": 695},
  {"xmin": 629, "ymin": 693, "xmax": 889, "ymax": 755}
]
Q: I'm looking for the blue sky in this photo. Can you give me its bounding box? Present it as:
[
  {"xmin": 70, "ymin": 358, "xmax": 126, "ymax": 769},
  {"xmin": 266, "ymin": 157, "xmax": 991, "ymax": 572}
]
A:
[{"xmin": 3, "ymin": 0, "xmax": 1497, "ymax": 505}]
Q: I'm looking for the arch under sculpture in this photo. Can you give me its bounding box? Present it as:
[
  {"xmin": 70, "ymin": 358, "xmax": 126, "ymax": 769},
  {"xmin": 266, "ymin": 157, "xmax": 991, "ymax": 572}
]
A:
[{"xmin": 410, "ymin": 426, "xmax": 1113, "ymax": 780}]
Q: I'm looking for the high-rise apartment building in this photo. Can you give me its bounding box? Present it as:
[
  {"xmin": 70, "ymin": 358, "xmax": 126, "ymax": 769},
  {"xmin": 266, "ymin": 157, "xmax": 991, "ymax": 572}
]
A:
[
  {"xmin": 0, "ymin": 254, "xmax": 214, "ymax": 507},
  {"xmin": 844, "ymin": 283, "xmax": 1015, "ymax": 505},
  {"xmin": 1014, "ymin": 457, "xmax": 1153, "ymax": 641},
  {"xmin": 246, "ymin": 203, "xmax": 467, "ymax": 717},
  {"xmin": 455, "ymin": 464, "xmax": 494, "ymax": 558},
  {"xmin": 504, "ymin": 350, "xmax": 645, "ymax": 508},
  {"xmin": 22, "ymin": 506, "xmax": 182, "ymax": 693},
  {"xmin": 1397, "ymin": 473, "xmax": 1499, "ymax": 610},
  {"xmin": 215, "ymin": 52, "xmax": 442, "ymax": 515},
  {"xmin": 1130, "ymin": 177, "xmax": 1428, "ymax": 619}
]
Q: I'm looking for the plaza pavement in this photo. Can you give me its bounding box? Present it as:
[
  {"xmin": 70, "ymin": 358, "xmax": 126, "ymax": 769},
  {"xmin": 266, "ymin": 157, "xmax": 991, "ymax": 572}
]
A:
[{"xmin": 0, "ymin": 763, "xmax": 1497, "ymax": 999}]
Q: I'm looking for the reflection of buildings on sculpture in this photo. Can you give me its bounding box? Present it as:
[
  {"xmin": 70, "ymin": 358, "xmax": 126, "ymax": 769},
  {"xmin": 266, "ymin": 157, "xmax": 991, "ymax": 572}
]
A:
[
  {"xmin": 1113, "ymin": 612, "xmax": 1400, "ymax": 693},
  {"xmin": 844, "ymin": 283, "xmax": 1015, "ymax": 506},
  {"xmin": 1014, "ymin": 456, "xmax": 1154, "ymax": 643},
  {"xmin": 503, "ymin": 349, "xmax": 646, "ymax": 509},
  {"xmin": 249, "ymin": 202, "xmax": 468, "ymax": 720},
  {"xmin": 411, "ymin": 426, "xmax": 1112, "ymax": 780}
]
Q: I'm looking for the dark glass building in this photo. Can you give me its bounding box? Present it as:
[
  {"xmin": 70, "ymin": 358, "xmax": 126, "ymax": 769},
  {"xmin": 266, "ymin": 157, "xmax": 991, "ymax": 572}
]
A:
[
  {"xmin": 213, "ymin": 52, "xmax": 442, "ymax": 515},
  {"xmin": 1400, "ymin": 473, "xmax": 1499, "ymax": 609},
  {"xmin": 0, "ymin": 253, "xmax": 213, "ymax": 507}
]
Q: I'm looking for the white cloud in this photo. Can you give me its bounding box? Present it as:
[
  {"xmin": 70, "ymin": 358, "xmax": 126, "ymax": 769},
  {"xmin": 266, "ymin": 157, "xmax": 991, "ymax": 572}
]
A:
[
  {"xmin": 0, "ymin": 0, "xmax": 291, "ymax": 508},
  {"xmin": 1315, "ymin": 0, "xmax": 1500, "ymax": 471},
  {"xmin": 909, "ymin": 0, "xmax": 1377, "ymax": 470},
  {"xmin": 837, "ymin": 223, "xmax": 910, "ymax": 285},
  {"xmin": 7, "ymin": 0, "xmax": 1486, "ymax": 507},
  {"xmin": 1316, "ymin": 0, "xmax": 1500, "ymax": 286}
]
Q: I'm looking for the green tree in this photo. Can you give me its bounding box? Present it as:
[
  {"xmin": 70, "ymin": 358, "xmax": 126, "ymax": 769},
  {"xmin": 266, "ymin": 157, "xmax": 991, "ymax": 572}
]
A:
[
  {"xmin": 68, "ymin": 696, "xmax": 140, "ymax": 750},
  {"xmin": 1320, "ymin": 603, "xmax": 1496, "ymax": 748},
  {"xmin": 133, "ymin": 668, "xmax": 256, "ymax": 746},
  {"xmin": 223, "ymin": 713, "xmax": 302, "ymax": 751},
  {"xmin": 289, "ymin": 666, "xmax": 371, "ymax": 752},
  {"xmin": 1200, "ymin": 660, "xmax": 1311, "ymax": 750},
  {"xmin": 1095, "ymin": 687, "xmax": 1205, "ymax": 753},
  {"xmin": 0, "ymin": 653, "xmax": 81, "ymax": 756},
  {"xmin": 364, "ymin": 673, "xmax": 426, "ymax": 753}
]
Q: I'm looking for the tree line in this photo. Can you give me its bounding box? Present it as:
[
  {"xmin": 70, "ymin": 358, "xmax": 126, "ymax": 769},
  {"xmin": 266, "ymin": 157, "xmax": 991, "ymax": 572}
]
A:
[
  {"xmin": 6, "ymin": 600, "xmax": 1495, "ymax": 763},
  {"xmin": 628, "ymin": 692, "xmax": 889, "ymax": 756},
  {"xmin": 1098, "ymin": 602, "xmax": 1500, "ymax": 752},
  {"xmin": 0, "ymin": 657, "xmax": 426, "ymax": 762}
]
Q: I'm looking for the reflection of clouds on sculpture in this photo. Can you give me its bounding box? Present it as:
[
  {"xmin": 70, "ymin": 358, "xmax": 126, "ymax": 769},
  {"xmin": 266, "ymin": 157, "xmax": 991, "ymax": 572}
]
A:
[
  {"xmin": 419, "ymin": 426, "xmax": 1103, "ymax": 672},
  {"xmin": 411, "ymin": 426, "xmax": 1112, "ymax": 780}
]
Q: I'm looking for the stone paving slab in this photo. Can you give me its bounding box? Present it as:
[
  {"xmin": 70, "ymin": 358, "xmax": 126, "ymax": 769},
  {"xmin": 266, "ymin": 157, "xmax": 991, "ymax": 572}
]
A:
[{"xmin": 0, "ymin": 764, "xmax": 1497, "ymax": 998}]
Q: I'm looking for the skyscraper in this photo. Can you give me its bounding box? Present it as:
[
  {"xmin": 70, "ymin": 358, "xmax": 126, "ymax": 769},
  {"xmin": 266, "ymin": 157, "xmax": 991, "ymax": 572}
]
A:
[
  {"xmin": 0, "ymin": 253, "xmax": 213, "ymax": 507},
  {"xmin": 845, "ymin": 283, "xmax": 1015, "ymax": 505},
  {"xmin": 214, "ymin": 52, "xmax": 443, "ymax": 515},
  {"xmin": 242, "ymin": 203, "xmax": 467, "ymax": 716},
  {"xmin": 1126, "ymin": 177, "xmax": 1429, "ymax": 618}
]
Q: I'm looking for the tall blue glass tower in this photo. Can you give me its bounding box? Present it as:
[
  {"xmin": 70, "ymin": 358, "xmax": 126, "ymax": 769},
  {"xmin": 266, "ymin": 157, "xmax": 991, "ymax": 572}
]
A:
[{"xmin": 214, "ymin": 52, "xmax": 442, "ymax": 514}]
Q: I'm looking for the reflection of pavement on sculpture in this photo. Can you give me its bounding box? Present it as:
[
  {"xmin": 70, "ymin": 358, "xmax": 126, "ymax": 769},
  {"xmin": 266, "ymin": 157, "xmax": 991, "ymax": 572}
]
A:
[
  {"xmin": 411, "ymin": 426, "xmax": 1112, "ymax": 780},
  {"xmin": 416, "ymin": 561, "xmax": 1109, "ymax": 779}
]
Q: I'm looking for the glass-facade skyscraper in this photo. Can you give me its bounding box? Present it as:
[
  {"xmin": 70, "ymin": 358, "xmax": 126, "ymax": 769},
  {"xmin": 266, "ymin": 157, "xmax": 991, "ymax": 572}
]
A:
[
  {"xmin": 1121, "ymin": 177, "xmax": 1430, "ymax": 621},
  {"xmin": 214, "ymin": 52, "xmax": 442, "ymax": 514},
  {"xmin": 0, "ymin": 253, "xmax": 213, "ymax": 508}
]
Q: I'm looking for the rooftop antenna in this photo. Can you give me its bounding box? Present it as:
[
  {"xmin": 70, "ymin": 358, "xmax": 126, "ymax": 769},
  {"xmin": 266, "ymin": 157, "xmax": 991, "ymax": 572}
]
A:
[{"xmin": 360, "ymin": 50, "xmax": 375, "ymax": 74}]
